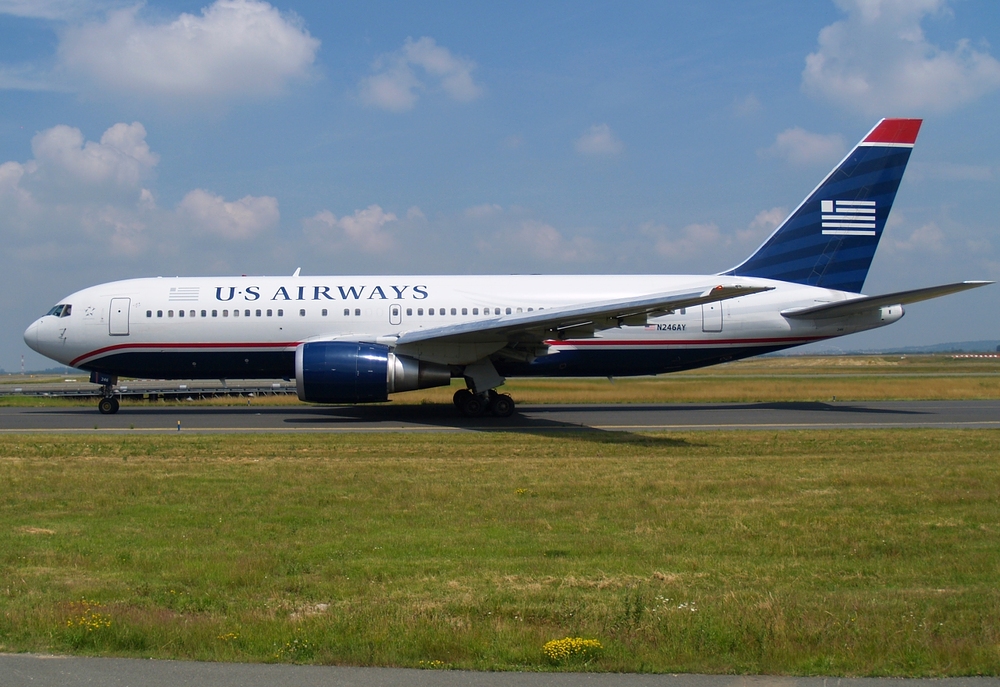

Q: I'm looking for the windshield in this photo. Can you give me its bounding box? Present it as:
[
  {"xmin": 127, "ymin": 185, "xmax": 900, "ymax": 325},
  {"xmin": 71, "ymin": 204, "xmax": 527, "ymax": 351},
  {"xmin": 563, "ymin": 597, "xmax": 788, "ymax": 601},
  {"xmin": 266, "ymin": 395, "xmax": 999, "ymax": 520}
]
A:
[{"xmin": 45, "ymin": 304, "xmax": 72, "ymax": 318}]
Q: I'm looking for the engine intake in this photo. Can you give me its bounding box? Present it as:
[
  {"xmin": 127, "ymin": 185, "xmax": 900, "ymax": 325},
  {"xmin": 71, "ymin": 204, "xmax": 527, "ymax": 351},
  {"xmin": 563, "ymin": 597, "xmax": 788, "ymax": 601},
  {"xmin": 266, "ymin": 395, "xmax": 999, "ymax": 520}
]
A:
[{"xmin": 295, "ymin": 341, "xmax": 451, "ymax": 404}]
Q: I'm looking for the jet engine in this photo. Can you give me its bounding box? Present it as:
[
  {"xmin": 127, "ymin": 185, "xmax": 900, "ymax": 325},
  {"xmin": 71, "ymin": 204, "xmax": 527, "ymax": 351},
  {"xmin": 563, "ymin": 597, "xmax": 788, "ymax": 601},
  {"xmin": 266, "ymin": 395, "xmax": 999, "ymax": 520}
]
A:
[{"xmin": 295, "ymin": 341, "xmax": 452, "ymax": 403}]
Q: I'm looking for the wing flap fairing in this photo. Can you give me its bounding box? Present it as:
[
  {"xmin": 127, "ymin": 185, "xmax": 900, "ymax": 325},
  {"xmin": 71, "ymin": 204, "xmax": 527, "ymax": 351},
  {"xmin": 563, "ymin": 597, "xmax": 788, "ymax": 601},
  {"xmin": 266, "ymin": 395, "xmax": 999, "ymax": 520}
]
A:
[{"xmin": 394, "ymin": 284, "xmax": 773, "ymax": 348}]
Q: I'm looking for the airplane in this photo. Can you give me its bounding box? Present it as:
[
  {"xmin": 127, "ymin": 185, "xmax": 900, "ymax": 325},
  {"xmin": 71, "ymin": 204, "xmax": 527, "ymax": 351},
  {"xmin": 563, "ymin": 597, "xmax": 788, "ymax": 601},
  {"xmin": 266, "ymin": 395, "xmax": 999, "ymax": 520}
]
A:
[{"xmin": 23, "ymin": 118, "xmax": 991, "ymax": 416}]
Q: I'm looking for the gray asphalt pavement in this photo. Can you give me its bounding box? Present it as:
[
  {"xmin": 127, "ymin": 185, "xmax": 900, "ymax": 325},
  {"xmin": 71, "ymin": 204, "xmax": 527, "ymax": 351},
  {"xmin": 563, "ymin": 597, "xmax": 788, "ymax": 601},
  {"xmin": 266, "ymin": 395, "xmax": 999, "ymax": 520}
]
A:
[
  {"xmin": 2, "ymin": 654, "xmax": 998, "ymax": 687},
  {"xmin": 0, "ymin": 400, "xmax": 997, "ymax": 433}
]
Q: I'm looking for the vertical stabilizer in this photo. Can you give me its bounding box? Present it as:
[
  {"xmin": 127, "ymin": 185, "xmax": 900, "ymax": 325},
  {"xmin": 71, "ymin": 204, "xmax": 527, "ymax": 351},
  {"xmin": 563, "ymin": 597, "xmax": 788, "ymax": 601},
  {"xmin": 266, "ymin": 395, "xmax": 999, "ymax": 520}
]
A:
[{"xmin": 726, "ymin": 119, "xmax": 921, "ymax": 293}]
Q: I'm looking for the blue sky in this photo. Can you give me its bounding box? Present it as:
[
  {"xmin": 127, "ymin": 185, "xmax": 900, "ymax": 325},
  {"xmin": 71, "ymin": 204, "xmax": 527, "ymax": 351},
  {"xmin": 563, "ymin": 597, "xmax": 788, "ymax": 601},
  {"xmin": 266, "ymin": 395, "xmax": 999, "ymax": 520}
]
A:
[{"xmin": 1, "ymin": 0, "xmax": 998, "ymax": 371}]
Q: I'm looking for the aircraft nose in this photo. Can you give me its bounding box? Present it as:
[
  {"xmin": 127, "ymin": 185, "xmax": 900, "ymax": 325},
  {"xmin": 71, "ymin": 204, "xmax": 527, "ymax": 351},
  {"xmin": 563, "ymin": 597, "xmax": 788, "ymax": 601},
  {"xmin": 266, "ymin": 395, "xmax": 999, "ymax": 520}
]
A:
[{"xmin": 23, "ymin": 319, "xmax": 41, "ymax": 354}]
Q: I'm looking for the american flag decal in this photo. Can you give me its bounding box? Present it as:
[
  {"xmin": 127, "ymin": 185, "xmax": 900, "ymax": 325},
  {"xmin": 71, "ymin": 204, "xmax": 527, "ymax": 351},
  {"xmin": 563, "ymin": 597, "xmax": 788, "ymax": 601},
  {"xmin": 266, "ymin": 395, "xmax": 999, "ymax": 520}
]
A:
[
  {"xmin": 168, "ymin": 287, "xmax": 200, "ymax": 301},
  {"xmin": 821, "ymin": 200, "xmax": 876, "ymax": 236}
]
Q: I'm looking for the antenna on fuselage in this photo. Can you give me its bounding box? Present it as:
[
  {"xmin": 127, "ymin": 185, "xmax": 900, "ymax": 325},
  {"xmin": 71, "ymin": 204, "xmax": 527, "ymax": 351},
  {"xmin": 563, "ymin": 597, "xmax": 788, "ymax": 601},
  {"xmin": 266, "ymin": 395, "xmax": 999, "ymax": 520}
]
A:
[{"xmin": 292, "ymin": 267, "xmax": 301, "ymax": 277}]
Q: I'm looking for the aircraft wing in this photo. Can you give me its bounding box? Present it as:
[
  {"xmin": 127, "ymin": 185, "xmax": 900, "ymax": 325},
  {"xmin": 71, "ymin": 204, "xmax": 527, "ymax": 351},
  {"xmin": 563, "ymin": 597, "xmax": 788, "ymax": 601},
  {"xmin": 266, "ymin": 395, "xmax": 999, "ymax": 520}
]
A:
[
  {"xmin": 781, "ymin": 281, "xmax": 993, "ymax": 320},
  {"xmin": 392, "ymin": 284, "xmax": 772, "ymax": 347}
]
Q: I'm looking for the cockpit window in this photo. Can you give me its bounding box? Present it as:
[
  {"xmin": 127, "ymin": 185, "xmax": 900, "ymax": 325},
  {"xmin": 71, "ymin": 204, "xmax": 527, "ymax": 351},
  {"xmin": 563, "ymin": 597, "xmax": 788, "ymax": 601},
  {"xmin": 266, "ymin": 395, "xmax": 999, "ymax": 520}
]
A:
[{"xmin": 46, "ymin": 304, "xmax": 72, "ymax": 318}]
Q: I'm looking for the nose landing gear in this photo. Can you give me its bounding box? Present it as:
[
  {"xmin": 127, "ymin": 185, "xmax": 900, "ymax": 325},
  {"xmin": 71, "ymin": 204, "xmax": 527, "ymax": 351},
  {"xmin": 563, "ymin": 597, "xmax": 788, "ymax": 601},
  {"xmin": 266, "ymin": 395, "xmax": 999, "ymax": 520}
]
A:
[
  {"xmin": 90, "ymin": 372, "xmax": 121, "ymax": 414},
  {"xmin": 453, "ymin": 388, "xmax": 516, "ymax": 418}
]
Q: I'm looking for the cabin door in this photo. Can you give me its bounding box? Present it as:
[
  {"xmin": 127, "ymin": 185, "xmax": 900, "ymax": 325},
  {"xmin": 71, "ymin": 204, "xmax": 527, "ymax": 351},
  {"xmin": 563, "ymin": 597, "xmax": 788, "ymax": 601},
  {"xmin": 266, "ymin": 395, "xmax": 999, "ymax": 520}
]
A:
[
  {"xmin": 109, "ymin": 298, "xmax": 130, "ymax": 336},
  {"xmin": 701, "ymin": 302, "xmax": 723, "ymax": 333}
]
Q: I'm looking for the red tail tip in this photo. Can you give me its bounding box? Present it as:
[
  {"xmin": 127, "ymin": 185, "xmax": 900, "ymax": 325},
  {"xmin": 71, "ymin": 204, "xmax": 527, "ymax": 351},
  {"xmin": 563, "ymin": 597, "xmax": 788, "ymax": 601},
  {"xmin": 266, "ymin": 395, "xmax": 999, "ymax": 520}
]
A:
[{"xmin": 864, "ymin": 118, "xmax": 922, "ymax": 145}]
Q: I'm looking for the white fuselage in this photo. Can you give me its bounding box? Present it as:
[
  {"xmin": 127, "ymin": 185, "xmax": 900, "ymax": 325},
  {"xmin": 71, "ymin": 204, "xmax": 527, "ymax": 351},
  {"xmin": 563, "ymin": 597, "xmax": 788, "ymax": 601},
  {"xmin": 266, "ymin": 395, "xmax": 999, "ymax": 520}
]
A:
[{"xmin": 24, "ymin": 274, "xmax": 902, "ymax": 382}]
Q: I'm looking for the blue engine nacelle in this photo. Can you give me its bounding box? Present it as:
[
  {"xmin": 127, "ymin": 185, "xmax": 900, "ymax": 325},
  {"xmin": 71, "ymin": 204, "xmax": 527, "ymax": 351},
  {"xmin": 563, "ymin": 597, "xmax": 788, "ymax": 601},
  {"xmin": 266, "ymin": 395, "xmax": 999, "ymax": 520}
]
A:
[{"xmin": 295, "ymin": 341, "xmax": 452, "ymax": 404}]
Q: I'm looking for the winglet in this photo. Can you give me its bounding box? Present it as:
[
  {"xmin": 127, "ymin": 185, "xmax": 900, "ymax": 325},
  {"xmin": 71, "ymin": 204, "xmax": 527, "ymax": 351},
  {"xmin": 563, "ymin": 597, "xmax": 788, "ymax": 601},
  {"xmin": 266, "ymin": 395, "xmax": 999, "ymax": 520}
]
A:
[{"xmin": 862, "ymin": 118, "xmax": 922, "ymax": 146}]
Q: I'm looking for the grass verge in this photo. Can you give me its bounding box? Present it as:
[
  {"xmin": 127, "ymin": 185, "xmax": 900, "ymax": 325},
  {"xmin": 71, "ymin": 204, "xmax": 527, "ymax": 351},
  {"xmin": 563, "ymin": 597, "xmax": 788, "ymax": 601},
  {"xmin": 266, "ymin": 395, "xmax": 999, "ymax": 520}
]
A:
[{"xmin": 1, "ymin": 430, "xmax": 998, "ymax": 675}]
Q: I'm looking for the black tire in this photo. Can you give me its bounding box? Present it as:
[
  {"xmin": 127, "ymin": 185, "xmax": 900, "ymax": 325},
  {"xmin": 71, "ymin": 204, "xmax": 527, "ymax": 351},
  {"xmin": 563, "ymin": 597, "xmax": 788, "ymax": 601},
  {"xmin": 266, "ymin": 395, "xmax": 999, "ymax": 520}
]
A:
[
  {"xmin": 459, "ymin": 393, "xmax": 487, "ymax": 417},
  {"xmin": 453, "ymin": 388, "xmax": 473, "ymax": 409},
  {"xmin": 490, "ymin": 393, "xmax": 515, "ymax": 417},
  {"xmin": 98, "ymin": 397, "xmax": 119, "ymax": 415}
]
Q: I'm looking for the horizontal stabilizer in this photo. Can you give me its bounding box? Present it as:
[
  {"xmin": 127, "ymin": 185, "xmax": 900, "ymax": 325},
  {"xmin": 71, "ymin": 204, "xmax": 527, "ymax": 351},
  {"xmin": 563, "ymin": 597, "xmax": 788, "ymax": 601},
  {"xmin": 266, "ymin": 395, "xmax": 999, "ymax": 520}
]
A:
[{"xmin": 781, "ymin": 281, "xmax": 993, "ymax": 320}]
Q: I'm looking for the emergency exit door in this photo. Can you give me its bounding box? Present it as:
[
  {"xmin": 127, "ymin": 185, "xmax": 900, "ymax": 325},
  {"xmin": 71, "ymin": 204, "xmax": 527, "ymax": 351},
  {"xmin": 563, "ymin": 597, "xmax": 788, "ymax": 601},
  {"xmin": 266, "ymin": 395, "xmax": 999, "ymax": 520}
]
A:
[{"xmin": 109, "ymin": 298, "xmax": 130, "ymax": 336}]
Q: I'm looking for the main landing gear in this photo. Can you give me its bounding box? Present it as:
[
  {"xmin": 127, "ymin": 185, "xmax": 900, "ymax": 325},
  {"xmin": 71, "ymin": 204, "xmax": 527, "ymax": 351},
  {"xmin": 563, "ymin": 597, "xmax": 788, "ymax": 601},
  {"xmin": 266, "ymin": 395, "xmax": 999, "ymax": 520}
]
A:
[
  {"xmin": 97, "ymin": 386, "xmax": 120, "ymax": 415},
  {"xmin": 453, "ymin": 388, "xmax": 515, "ymax": 418},
  {"xmin": 97, "ymin": 395, "xmax": 120, "ymax": 415}
]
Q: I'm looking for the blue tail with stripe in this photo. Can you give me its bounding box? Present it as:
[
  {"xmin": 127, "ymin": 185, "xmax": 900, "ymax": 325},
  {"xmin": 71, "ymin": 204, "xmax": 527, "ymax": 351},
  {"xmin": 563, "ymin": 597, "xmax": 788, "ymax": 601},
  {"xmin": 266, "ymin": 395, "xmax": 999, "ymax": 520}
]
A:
[{"xmin": 725, "ymin": 118, "xmax": 921, "ymax": 294}]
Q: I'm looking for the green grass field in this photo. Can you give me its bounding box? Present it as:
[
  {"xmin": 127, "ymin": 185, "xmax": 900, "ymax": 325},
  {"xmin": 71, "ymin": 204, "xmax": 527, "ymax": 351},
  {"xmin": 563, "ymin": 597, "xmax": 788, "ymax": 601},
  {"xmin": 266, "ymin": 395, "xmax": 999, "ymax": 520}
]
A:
[{"xmin": 1, "ymin": 430, "xmax": 998, "ymax": 675}]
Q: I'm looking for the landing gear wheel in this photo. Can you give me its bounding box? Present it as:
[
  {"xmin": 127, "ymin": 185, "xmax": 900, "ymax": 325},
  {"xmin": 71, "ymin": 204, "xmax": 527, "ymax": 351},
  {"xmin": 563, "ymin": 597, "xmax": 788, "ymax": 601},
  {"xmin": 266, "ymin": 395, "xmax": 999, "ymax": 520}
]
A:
[
  {"xmin": 489, "ymin": 393, "xmax": 515, "ymax": 418},
  {"xmin": 98, "ymin": 397, "xmax": 119, "ymax": 415},
  {"xmin": 458, "ymin": 392, "xmax": 488, "ymax": 418},
  {"xmin": 453, "ymin": 388, "xmax": 473, "ymax": 409}
]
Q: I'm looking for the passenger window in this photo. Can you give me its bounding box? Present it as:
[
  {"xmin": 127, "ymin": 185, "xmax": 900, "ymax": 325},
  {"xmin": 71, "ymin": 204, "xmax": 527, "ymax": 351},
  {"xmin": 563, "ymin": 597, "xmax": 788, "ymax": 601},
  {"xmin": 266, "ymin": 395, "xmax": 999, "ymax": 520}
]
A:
[
  {"xmin": 223, "ymin": 310, "xmax": 228, "ymax": 317},
  {"xmin": 146, "ymin": 310, "xmax": 152, "ymax": 318},
  {"xmin": 528, "ymin": 307, "xmax": 533, "ymax": 312},
  {"xmin": 451, "ymin": 308, "xmax": 457, "ymax": 315},
  {"xmin": 680, "ymin": 308, "xmax": 686, "ymax": 315},
  {"xmin": 212, "ymin": 310, "xmax": 218, "ymax": 317},
  {"xmin": 233, "ymin": 309, "xmax": 239, "ymax": 317},
  {"xmin": 428, "ymin": 308, "xmax": 434, "ymax": 316},
  {"xmin": 344, "ymin": 308, "xmax": 350, "ymax": 316},
  {"xmin": 417, "ymin": 308, "xmax": 424, "ymax": 316},
  {"xmin": 157, "ymin": 310, "xmax": 163, "ymax": 317},
  {"xmin": 462, "ymin": 308, "xmax": 468, "ymax": 315},
  {"xmin": 277, "ymin": 309, "xmax": 283, "ymax": 317},
  {"xmin": 299, "ymin": 309, "xmax": 306, "ymax": 317},
  {"xmin": 201, "ymin": 310, "xmax": 207, "ymax": 317},
  {"xmin": 473, "ymin": 308, "xmax": 478, "ymax": 315},
  {"xmin": 505, "ymin": 307, "xmax": 511, "ymax": 315},
  {"xmin": 244, "ymin": 310, "xmax": 250, "ymax": 317},
  {"xmin": 516, "ymin": 307, "xmax": 522, "ymax": 313},
  {"xmin": 406, "ymin": 308, "xmax": 412, "ymax": 316},
  {"xmin": 190, "ymin": 310, "xmax": 195, "ymax": 317},
  {"xmin": 354, "ymin": 308, "xmax": 360, "ymax": 316},
  {"xmin": 267, "ymin": 309, "xmax": 272, "ymax": 317},
  {"xmin": 256, "ymin": 309, "xmax": 262, "ymax": 317},
  {"xmin": 179, "ymin": 310, "xmax": 185, "ymax": 317},
  {"xmin": 321, "ymin": 309, "xmax": 328, "ymax": 316},
  {"xmin": 168, "ymin": 310, "xmax": 174, "ymax": 317}
]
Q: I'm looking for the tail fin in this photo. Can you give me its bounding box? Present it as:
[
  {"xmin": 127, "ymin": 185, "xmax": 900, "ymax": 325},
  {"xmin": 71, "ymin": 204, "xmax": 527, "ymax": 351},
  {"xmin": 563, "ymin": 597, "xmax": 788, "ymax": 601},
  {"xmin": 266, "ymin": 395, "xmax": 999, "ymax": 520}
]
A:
[{"xmin": 725, "ymin": 118, "xmax": 921, "ymax": 293}]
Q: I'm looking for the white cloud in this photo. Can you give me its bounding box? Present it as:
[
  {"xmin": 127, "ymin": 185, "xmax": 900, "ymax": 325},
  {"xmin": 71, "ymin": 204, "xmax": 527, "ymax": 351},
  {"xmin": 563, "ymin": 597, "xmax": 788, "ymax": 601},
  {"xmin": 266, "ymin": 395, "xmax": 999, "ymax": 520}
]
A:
[
  {"xmin": 511, "ymin": 220, "xmax": 594, "ymax": 262},
  {"xmin": 179, "ymin": 189, "xmax": 279, "ymax": 240},
  {"xmin": 464, "ymin": 203, "xmax": 502, "ymax": 219},
  {"xmin": 502, "ymin": 134, "xmax": 524, "ymax": 150},
  {"xmin": 29, "ymin": 122, "xmax": 158, "ymax": 191},
  {"xmin": 733, "ymin": 93, "xmax": 763, "ymax": 117},
  {"xmin": 738, "ymin": 207, "xmax": 787, "ymax": 244},
  {"xmin": 0, "ymin": 0, "xmax": 105, "ymax": 20},
  {"xmin": 803, "ymin": 0, "xmax": 1000, "ymax": 114},
  {"xmin": 762, "ymin": 127, "xmax": 846, "ymax": 166},
  {"xmin": 57, "ymin": 0, "xmax": 319, "ymax": 99},
  {"xmin": 574, "ymin": 124, "xmax": 624, "ymax": 156},
  {"xmin": 360, "ymin": 37, "xmax": 482, "ymax": 112},
  {"xmin": 890, "ymin": 221, "xmax": 948, "ymax": 253},
  {"xmin": 303, "ymin": 205, "xmax": 398, "ymax": 253},
  {"xmin": 643, "ymin": 222, "xmax": 722, "ymax": 259}
]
